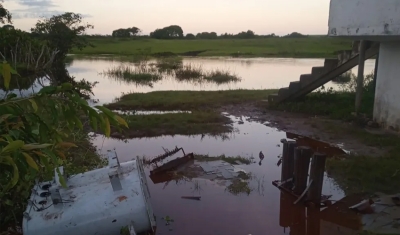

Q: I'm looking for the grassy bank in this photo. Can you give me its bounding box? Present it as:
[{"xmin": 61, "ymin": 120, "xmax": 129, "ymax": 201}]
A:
[
  {"xmin": 73, "ymin": 37, "xmax": 351, "ymax": 58},
  {"xmin": 106, "ymin": 89, "xmax": 276, "ymax": 111},
  {"xmin": 112, "ymin": 112, "xmax": 232, "ymax": 138}
]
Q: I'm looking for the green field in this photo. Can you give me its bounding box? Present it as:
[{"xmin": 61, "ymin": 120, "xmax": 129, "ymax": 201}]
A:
[{"xmin": 74, "ymin": 37, "xmax": 352, "ymax": 58}]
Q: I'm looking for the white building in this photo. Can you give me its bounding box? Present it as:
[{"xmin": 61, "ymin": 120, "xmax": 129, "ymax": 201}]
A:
[{"xmin": 329, "ymin": 0, "xmax": 400, "ymax": 130}]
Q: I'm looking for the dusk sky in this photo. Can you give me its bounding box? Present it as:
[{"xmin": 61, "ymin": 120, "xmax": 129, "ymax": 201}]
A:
[{"xmin": 5, "ymin": 0, "xmax": 330, "ymax": 36}]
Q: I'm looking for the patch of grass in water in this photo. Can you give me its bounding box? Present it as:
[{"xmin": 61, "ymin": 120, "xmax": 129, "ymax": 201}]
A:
[
  {"xmin": 226, "ymin": 179, "xmax": 252, "ymax": 195},
  {"xmin": 102, "ymin": 64, "xmax": 162, "ymax": 87},
  {"xmin": 110, "ymin": 112, "xmax": 232, "ymax": 138},
  {"xmin": 106, "ymin": 89, "xmax": 277, "ymax": 111},
  {"xmin": 203, "ymin": 70, "xmax": 241, "ymax": 84},
  {"xmin": 155, "ymin": 57, "xmax": 183, "ymax": 72},
  {"xmin": 195, "ymin": 154, "xmax": 252, "ymax": 165},
  {"xmin": 175, "ymin": 64, "xmax": 203, "ymax": 81}
]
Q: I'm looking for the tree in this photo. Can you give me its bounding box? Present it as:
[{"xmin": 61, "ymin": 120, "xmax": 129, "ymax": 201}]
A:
[
  {"xmin": 196, "ymin": 32, "xmax": 218, "ymax": 39},
  {"xmin": 0, "ymin": 1, "xmax": 11, "ymax": 24},
  {"xmin": 150, "ymin": 25, "xmax": 184, "ymax": 39},
  {"xmin": 31, "ymin": 12, "xmax": 94, "ymax": 63},
  {"xmin": 112, "ymin": 27, "xmax": 140, "ymax": 37},
  {"xmin": 186, "ymin": 33, "xmax": 195, "ymax": 39},
  {"xmin": 2, "ymin": 24, "xmax": 13, "ymax": 30}
]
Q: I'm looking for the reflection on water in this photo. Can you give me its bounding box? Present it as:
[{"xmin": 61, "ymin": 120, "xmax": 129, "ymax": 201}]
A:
[
  {"xmin": 91, "ymin": 115, "xmax": 346, "ymax": 235},
  {"xmin": 68, "ymin": 57, "xmax": 376, "ymax": 105}
]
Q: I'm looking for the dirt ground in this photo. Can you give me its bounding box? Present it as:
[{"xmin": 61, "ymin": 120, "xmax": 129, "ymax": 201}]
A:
[{"xmin": 220, "ymin": 102, "xmax": 387, "ymax": 157}]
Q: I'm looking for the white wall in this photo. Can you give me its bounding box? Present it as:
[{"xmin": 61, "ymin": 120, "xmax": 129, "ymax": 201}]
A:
[
  {"xmin": 328, "ymin": 0, "xmax": 400, "ymax": 37},
  {"xmin": 374, "ymin": 42, "xmax": 400, "ymax": 130}
]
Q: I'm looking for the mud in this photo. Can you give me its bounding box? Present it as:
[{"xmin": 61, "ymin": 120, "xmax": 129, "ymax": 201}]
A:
[{"xmin": 220, "ymin": 102, "xmax": 386, "ymax": 157}]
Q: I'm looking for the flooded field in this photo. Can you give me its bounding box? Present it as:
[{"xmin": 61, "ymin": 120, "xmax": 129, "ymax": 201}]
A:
[
  {"xmin": 67, "ymin": 57, "xmax": 376, "ymax": 105},
  {"xmin": 91, "ymin": 115, "xmax": 347, "ymax": 235}
]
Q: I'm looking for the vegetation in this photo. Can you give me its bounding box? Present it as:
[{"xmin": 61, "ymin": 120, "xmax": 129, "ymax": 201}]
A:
[
  {"xmin": 106, "ymin": 89, "xmax": 277, "ymax": 111},
  {"xmin": 101, "ymin": 64, "xmax": 162, "ymax": 87},
  {"xmin": 226, "ymin": 180, "xmax": 252, "ymax": 195},
  {"xmin": 112, "ymin": 27, "xmax": 140, "ymax": 37},
  {"xmin": 113, "ymin": 112, "xmax": 232, "ymax": 138},
  {"xmin": 73, "ymin": 37, "xmax": 351, "ymax": 58},
  {"xmin": 0, "ymin": 7, "xmax": 127, "ymax": 233},
  {"xmin": 204, "ymin": 70, "xmax": 241, "ymax": 84},
  {"xmin": 150, "ymin": 25, "xmax": 184, "ymax": 39},
  {"xmin": 174, "ymin": 64, "xmax": 203, "ymax": 81},
  {"xmin": 326, "ymin": 130, "xmax": 400, "ymax": 194}
]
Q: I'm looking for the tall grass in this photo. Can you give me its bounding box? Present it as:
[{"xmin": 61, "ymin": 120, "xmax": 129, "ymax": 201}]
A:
[
  {"xmin": 175, "ymin": 64, "xmax": 203, "ymax": 81},
  {"xmin": 102, "ymin": 64, "xmax": 162, "ymax": 87},
  {"xmin": 203, "ymin": 70, "xmax": 241, "ymax": 84}
]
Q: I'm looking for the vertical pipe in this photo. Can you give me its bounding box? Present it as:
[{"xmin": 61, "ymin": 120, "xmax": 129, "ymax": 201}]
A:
[
  {"xmin": 307, "ymin": 153, "xmax": 327, "ymax": 205},
  {"xmin": 355, "ymin": 40, "xmax": 367, "ymax": 113},
  {"xmin": 281, "ymin": 140, "xmax": 296, "ymax": 183},
  {"xmin": 294, "ymin": 147, "xmax": 312, "ymax": 195}
]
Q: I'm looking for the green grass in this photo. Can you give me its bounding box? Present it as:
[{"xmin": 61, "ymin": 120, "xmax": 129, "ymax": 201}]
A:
[
  {"xmin": 203, "ymin": 70, "xmax": 241, "ymax": 84},
  {"xmin": 73, "ymin": 37, "xmax": 352, "ymax": 58},
  {"xmin": 101, "ymin": 64, "xmax": 162, "ymax": 87},
  {"xmin": 174, "ymin": 64, "xmax": 203, "ymax": 81},
  {"xmin": 106, "ymin": 89, "xmax": 276, "ymax": 111},
  {"xmin": 112, "ymin": 112, "xmax": 232, "ymax": 138}
]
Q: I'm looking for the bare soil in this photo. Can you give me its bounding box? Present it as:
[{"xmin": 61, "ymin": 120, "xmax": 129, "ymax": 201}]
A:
[{"xmin": 220, "ymin": 102, "xmax": 387, "ymax": 157}]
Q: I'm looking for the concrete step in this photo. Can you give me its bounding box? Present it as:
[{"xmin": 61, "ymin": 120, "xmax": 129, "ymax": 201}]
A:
[
  {"xmin": 324, "ymin": 58, "xmax": 339, "ymax": 70},
  {"xmin": 278, "ymin": 87, "xmax": 291, "ymax": 99},
  {"xmin": 300, "ymin": 74, "xmax": 315, "ymax": 87},
  {"xmin": 289, "ymin": 81, "xmax": 301, "ymax": 92},
  {"xmin": 311, "ymin": 66, "xmax": 328, "ymax": 76}
]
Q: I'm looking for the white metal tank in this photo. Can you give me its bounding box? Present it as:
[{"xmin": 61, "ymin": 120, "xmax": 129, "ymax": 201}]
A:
[{"xmin": 22, "ymin": 151, "xmax": 156, "ymax": 235}]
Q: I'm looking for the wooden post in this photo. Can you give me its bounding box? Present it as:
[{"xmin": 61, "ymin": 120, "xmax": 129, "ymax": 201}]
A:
[
  {"xmin": 290, "ymin": 204, "xmax": 306, "ymax": 235},
  {"xmin": 279, "ymin": 192, "xmax": 291, "ymax": 228},
  {"xmin": 281, "ymin": 140, "xmax": 296, "ymax": 183},
  {"xmin": 307, "ymin": 208, "xmax": 321, "ymax": 235},
  {"xmin": 293, "ymin": 147, "xmax": 312, "ymax": 195},
  {"xmin": 307, "ymin": 153, "xmax": 327, "ymax": 204},
  {"xmin": 355, "ymin": 40, "xmax": 367, "ymax": 113}
]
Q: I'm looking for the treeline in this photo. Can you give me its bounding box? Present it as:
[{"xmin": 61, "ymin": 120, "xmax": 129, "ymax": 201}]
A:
[{"xmin": 88, "ymin": 25, "xmax": 308, "ymax": 39}]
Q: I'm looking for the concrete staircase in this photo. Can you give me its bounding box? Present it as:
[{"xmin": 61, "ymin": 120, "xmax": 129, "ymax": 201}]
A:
[{"xmin": 268, "ymin": 43, "xmax": 380, "ymax": 104}]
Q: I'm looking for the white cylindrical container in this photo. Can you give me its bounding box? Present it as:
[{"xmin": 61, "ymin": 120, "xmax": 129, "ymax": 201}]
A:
[{"xmin": 22, "ymin": 153, "xmax": 156, "ymax": 235}]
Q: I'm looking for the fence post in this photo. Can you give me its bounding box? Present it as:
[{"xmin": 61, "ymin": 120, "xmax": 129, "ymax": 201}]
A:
[
  {"xmin": 355, "ymin": 40, "xmax": 367, "ymax": 113},
  {"xmin": 307, "ymin": 153, "xmax": 327, "ymax": 204},
  {"xmin": 281, "ymin": 140, "xmax": 297, "ymax": 183},
  {"xmin": 293, "ymin": 147, "xmax": 312, "ymax": 195}
]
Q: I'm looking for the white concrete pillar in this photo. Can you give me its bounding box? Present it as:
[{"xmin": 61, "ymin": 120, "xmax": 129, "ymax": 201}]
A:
[{"xmin": 374, "ymin": 42, "xmax": 400, "ymax": 130}]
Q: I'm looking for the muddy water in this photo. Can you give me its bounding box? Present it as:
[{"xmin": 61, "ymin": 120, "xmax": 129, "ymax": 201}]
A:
[
  {"xmin": 68, "ymin": 57, "xmax": 376, "ymax": 105},
  {"xmin": 91, "ymin": 115, "xmax": 346, "ymax": 235}
]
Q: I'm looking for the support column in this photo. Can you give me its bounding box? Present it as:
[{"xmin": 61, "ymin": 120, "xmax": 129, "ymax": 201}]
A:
[
  {"xmin": 373, "ymin": 50, "xmax": 379, "ymax": 93},
  {"xmin": 281, "ymin": 141, "xmax": 296, "ymax": 183},
  {"xmin": 355, "ymin": 40, "xmax": 367, "ymax": 113}
]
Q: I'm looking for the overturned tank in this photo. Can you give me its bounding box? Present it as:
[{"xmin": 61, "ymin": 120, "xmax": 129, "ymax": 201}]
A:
[{"xmin": 22, "ymin": 151, "xmax": 156, "ymax": 235}]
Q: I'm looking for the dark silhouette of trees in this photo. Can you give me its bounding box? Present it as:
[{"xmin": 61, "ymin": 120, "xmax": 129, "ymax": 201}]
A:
[
  {"xmin": 186, "ymin": 33, "xmax": 195, "ymax": 39},
  {"xmin": 112, "ymin": 27, "xmax": 140, "ymax": 37},
  {"xmin": 31, "ymin": 12, "xmax": 93, "ymax": 63},
  {"xmin": 196, "ymin": 32, "xmax": 218, "ymax": 39},
  {"xmin": 150, "ymin": 25, "xmax": 184, "ymax": 39}
]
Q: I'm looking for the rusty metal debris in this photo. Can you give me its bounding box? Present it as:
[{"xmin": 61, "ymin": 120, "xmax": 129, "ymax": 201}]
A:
[
  {"xmin": 181, "ymin": 196, "xmax": 201, "ymax": 200},
  {"xmin": 149, "ymin": 146, "xmax": 186, "ymax": 165},
  {"xmin": 149, "ymin": 147, "xmax": 194, "ymax": 177}
]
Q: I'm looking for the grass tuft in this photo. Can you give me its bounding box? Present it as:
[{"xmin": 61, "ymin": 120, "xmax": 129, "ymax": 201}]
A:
[
  {"xmin": 203, "ymin": 70, "xmax": 241, "ymax": 84},
  {"xmin": 102, "ymin": 64, "xmax": 162, "ymax": 87}
]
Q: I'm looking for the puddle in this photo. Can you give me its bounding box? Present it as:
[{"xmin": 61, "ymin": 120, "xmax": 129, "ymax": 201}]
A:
[{"xmin": 92, "ymin": 114, "xmax": 348, "ymax": 235}]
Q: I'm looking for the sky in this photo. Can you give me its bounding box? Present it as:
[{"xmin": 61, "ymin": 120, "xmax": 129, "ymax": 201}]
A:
[{"xmin": 4, "ymin": 0, "xmax": 330, "ymax": 36}]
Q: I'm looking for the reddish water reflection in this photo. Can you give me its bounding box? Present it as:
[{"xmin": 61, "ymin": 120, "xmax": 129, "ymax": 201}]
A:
[{"xmin": 92, "ymin": 116, "xmax": 348, "ymax": 235}]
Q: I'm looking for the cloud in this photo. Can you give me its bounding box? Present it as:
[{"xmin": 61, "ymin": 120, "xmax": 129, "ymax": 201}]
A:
[
  {"xmin": 11, "ymin": 9, "xmax": 92, "ymax": 20},
  {"xmin": 17, "ymin": 0, "xmax": 57, "ymax": 8}
]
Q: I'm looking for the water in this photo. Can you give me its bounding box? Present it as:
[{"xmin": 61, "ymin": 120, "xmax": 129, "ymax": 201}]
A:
[
  {"xmin": 67, "ymin": 57, "xmax": 376, "ymax": 105},
  {"xmin": 91, "ymin": 115, "xmax": 346, "ymax": 235}
]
